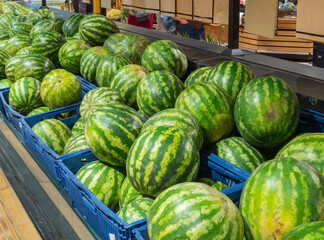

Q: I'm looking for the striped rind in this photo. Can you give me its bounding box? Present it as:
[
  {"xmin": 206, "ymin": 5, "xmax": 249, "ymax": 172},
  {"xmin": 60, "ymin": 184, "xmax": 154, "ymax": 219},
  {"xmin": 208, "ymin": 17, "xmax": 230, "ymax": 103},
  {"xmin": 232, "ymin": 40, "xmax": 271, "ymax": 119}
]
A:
[
  {"xmin": 9, "ymin": 77, "xmax": 44, "ymax": 116},
  {"xmin": 197, "ymin": 178, "xmax": 227, "ymax": 191},
  {"xmin": 213, "ymin": 136, "xmax": 266, "ymax": 172},
  {"xmin": 71, "ymin": 118, "xmax": 85, "ymax": 135},
  {"xmin": 0, "ymin": 79, "xmax": 12, "ymax": 89},
  {"xmin": 9, "ymin": 16, "xmax": 31, "ymax": 30},
  {"xmin": 80, "ymin": 46, "xmax": 110, "ymax": 83},
  {"xmin": 147, "ymin": 182, "xmax": 244, "ymax": 240},
  {"xmin": 14, "ymin": 54, "xmax": 55, "ymax": 81},
  {"xmin": 75, "ymin": 161, "xmax": 125, "ymax": 212},
  {"xmin": 79, "ymin": 14, "xmax": 119, "ymax": 46},
  {"xmin": 119, "ymin": 176, "xmax": 141, "ymax": 207},
  {"xmin": 275, "ymin": 133, "xmax": 324, "ymax": 175},
  {"xmin": 40, "ymin": 69, "xmax": 82, "ymax": 110},
  {"xmin": 141, "ymin": 108, "xmax": 204, "ymax": 150},
  {"xmin": 62, "ymin": 14, "xmax": 84, "ymax": 37},
  {"xmin": 110, "ymin": 64, "xmax": 148, "ymax": 108},
  {"xmin": 0, "ymin": 48, "xmax": 11, "ymax": 79},
  {"xmin": 141, "ymin": 40, "xmax": 188, "ymax": 78},
  {"xmin": 85, "ymin": 103, "xmax": 144, "ymax": 166},
  {"xmin": 26, "ymin": 106, "xmax": 50, "ymax": 117},
  {"xmin": 0, "ymin": 30, "xmax": 9, "ymax": 41},
  {"xmin": 117, "ymin": 197, "xmax": 154, "ymax": 224},
  {"xmin": 5, "ymin": 55, "xmax": 26, "ymax": 81},
  {"xmin": 14, "ymin": 6, "xmax": 34, "ymax": 17},
  {"xmin": 80, "ymin": 87, "xmax": 124, "ymax": 122},
  {"xmin": 103, "ymin": 33, "xmax": 124, "ymax": 54},
  {"xmin": 137, "ymin": 70, "xmax": 185, "ymax": 119},
  {"xmin": 0, "ymin": 40, "xmax": 9, "ymax": 50},
  {"xmin": 2, "ymin": 2, "xmax": 20, "ymax": 14},
  {"xmin": 126, "ymin": 126, "xmax": 200, "ymax": 197},
  {"xmin": 73, "ymin": 32, "xmax": 81, "ymax": 39},
  {"xmin": 175, "ymin": 81, "xmax": 234, "ymax": 146},
  {"xmin": 96, "ymin": 54, "xmax": 130, "ymax": 87},
  {"xmin": 30, "ymin": 19, "xmax": 60, "ymax": 39},
  {"xmin": 30, "ymin": 9, "xmax": 56, "ymax": 24},
  {"xmin": 63, "ymin": 131, "xmax": 88, "ymax": 154},
  {"xmin": 16, "ymin": 46, "xmax": 38, "ymax": 56},
  {"xmin": 234, "ymin": 76, "xmax": 300, "ymax": 148},
  {"xmin": 4, "ymin": 35, "xmax": 31, "ymax": 56},
  {"xmin": 184, "ymin": 67, "xmax": 212, "ymax": 88},
  {"xmin": 0, "ymin": 13, "xmax": 16, "ymax": 31},
  {"xmin": 58, "ymin": 40, "xmax": 90, "ymax": 74},
  {"xmin": 281, "ymin": 221, "xmax": 324, "ymax": 240},
  {"xmin": 240, "ymin": 157, "xmax": 324, "ymax": 240},
  {"xmin": 9, "ymin": 22, "xmax": 33, "ymax": 38},
  {"xmin": 50, "ymin": 18, "xmax": 64, "ymax": 32}
]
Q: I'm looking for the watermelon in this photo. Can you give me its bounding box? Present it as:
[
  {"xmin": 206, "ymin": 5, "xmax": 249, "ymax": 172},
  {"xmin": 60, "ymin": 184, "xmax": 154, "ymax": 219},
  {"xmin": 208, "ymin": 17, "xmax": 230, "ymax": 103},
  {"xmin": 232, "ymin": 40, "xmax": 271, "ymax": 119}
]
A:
[
  {"xmin": 96, "ymin": 54, "xmax": 130, "ymax": 87},
  {"xmin": 75, "ymin": 161, "xmax": 125, "ymax": 212},
  {"xmin": 62, "ymin": 14, "xmax": 84, "ymax": 37},
  {"xmin": 141, "ymin": 40, "xmax": 188, "ymax": 78},
  {"xmin": 32, "ymin": 119, "xmax": 71, "ymax": 155},
  {"xmin": 234, "ymin": 76, "xmax": 299, "ymax": 148},
  {"xmin": 5, "ymin": 55, "xmax": 26, "ymax": 81},
  {"xmin": 85, "ymin": 103, "xmax": 144, "ymax": 166},
  {"xmin": 0, "ymin": 79, "xmax": 12, "ymax": 89},
  {"xmin": 9, "ymin": 16, "xmax": 32, "ymax": 30},
  {"xmin": 114, "ymin": 34, "xmax": 151, "ymax": 64},
  {"xmin": 0, "ymin": 40, "xmax": 9, "ymax": 50},
  {"xmin": 147, "ymin": 182, "xmax": 244, "ymax": 240},
  {"xmin": 50, "ymin": 18, "xmax": 64, "ymax": 32},
  {"xmin": 30, "ymin": 19, "xmax": 60, "ymax": 39},
  {"xmin": 0, "ymin": 49, "xmax": 11, "ymax": 79},
  {"xmin": 9, "ymin": 77, "xmax": 44, "ymax": 116},
  {"xmin": 32, "ymin": 30, "xmax": 66, "ymax": 64},
  {"xmin": 9, "ymin": 22, "xmax": 33, "ymax": 38},
  {"xmin": 41, "ymin": 69, "xmax": 82, "ymax": 110},
  {"xmin": 0, "ymin": 30, "xmax": 9, "ymax": 41},
  {"xmin": 2, "ymin": 1, "xmax": 20, "ymax": 14},
  {"xmin": 137, "ymin": 71, "xmax": 184, "ymax": 119},
  {"xmin": 110, "ymin": 64, "xmax": 148, "ymax": 108},
  {"xmin": 0, "ymin": 13, "xmax": 15, "ymax": 31},
  {"xmin": 197, "ymin": 178, "xmax": 227, "ymax": 191},
  {"xmin": 126, "ymin": 126, "xmax": 199, "ymax": 197},
  {"xmin": 73, "ymin": 32, "xmax": 81, "ymax": 40},
  {"xmin": 281, "ymin": 221, "xmax": 324, "ymax": 240},
  {"xmin": 212, "ymin": 137, "xmax": 266, "ymax": 172},
  {"xmin": 119, "ymin": 177, "xmax": 142, "ymax": 207},
  {"xmin": 175, "ymin": 82, "xmax": 234, "ymax": 146},
  {"xmin": 240, "ymin": 157, "xmax": 324, "ymax": 240},
  {"xmin": 4, "ymin": 35, "xmax": 31, "ymax": 56},
  {"xmin": 14, "ymin": 54, "xmax": 55, "ymax": 81},
  {"xmin": 184, "ymin": 67, "xmax": 212, "ymax": 88},
  {"xmin": 65, "ymin": 37, "xmax": 75, "ymax": 41},
  {"xmin": 141, "ymin": 108, "xmax": 204, "ymax": 150},
  {"xmin": 80, "ymin": 46, "xmax": 110, "ymax": 83},
  {"xmin": 80, "ymin": 87, "xmax": 124, "ymax": 122},
  {"xmin": 30, "ymin": 9, "xmax": 56, "ymax": 24},
  {"xmin": 117, "ymin": 198, "xmax": 154, "ymax": 224},
  {"xmin": 63, "ymin": 131, "xmax": 88, "ymax": 154},
  {"xmin": 71, "ymin": 118, "xmax": 85, "ymax": 135},
  {"xmin": 275, "ymin": 133, "xmax": 324, "ymax": 175},
  {"xmin": 103, "ymin": 33, "xmax": 124, "ymax": 53},
  {"xmin": 15, "ymin": 6, "xmax": 34, "ymax": 17},
  {"xmin": 58, "ymin": 40, "xmax": 90, "ymax": 74},
  {"xmin": 26, "ymin": 106, "xmax": 50, "ymax": 117},
  {"xmin": 16, "ymin": 46, "xmax": 38, "ymax": 56},
  {"xmin": 79, "ymin": 14, "xmax": 119, "ymax": 46}
]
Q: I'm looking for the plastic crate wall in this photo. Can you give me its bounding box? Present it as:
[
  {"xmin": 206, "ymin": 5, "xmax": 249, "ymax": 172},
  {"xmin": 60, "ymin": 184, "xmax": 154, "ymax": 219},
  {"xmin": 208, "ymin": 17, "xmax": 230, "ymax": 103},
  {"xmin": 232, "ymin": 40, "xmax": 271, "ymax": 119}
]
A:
[
  {"xmin": 313, "ymin": 42, "xmax": 324, "ymax": 68},
  {"xmin": 0, "ymin": 87, "xmax": 10, "ymax": 116}
]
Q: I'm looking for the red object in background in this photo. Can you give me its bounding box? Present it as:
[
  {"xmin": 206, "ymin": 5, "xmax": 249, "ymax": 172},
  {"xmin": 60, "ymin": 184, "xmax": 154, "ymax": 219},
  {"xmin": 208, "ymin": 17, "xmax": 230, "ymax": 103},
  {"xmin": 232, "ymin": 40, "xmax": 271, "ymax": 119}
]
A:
[{"xmin": 128, "ymin": 14, "xmax": 153, "ymax": 29}]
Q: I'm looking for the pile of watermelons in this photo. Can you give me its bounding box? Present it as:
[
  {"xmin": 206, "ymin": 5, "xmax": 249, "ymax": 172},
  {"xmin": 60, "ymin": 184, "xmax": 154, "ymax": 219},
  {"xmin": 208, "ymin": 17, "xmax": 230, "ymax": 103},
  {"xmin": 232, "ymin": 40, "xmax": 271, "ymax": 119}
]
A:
[{"xmin": 0, "ymin": 1, "xmax": 323, "ymax": 239}]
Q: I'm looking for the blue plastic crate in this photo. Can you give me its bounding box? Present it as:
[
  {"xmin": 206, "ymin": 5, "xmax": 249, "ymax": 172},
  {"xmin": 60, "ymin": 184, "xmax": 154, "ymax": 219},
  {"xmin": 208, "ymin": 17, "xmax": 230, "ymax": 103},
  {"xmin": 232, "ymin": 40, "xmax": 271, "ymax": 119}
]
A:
[
  {"xmin": 0, "ymin": 86, "xmax": 10, "ymax": 116},
  {"xmin": 133, "ymin": 225, "xmax": 148, "ymax": 240},
  {"xmin": 77, "ymin": 75, "xmax": 97, "ymax": 92},
  {"xmin": 299, "ymin": 106, "xmax": 324, "ymax": 133}
]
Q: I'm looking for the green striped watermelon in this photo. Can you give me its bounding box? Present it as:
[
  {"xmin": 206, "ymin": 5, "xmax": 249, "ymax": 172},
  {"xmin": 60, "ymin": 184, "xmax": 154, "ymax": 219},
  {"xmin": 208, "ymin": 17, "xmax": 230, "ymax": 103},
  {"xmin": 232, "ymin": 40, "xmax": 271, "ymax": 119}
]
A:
[
  {"xmin": 30, "ymin": 19, "xmax": 60, "ymax": 39},
  {"xmin": 0, "ymin": 49, "xmax": 12, "ymax": 79},
  {"xmin": 117, "ymin": 198, "xmax": 154, "ymax": 224},
  {"xmin": 4, "ymin": 35, "xmax": 32, "ymax": 56},
  {"xmin": 80, "ymin": 46, "xmax": 110, "ymax": 83},
  {"xmin": 275, "ymin": 132, "xmax": 324, "ymax": 175},
  {"xmin": 0, "ymin": 40, "xmax": 9, "ymax": 50},
  {"xmin": 241, "ymin": 157, "xmax": 324, "ymax": 240},
  {"xmin": 80, "ymin": 87, "xmax": 124, "ymax": 122},
  {"xmin": 103, "ymin": 33, "xmax": 124, "ymax": 54},
  {"xmin": 141, "ymin": 108, "xmax": 204, "ymax": 150},
  {"xmin": 212, "ymin": 137, "xmax": 266, "ymax": 172},
  {"xmin": 234, "ymin": 76, "xmax": 299, "ymax": 148},
  {"xmin": 126, "ymin": 126, "xmax": 199, "ymax": 197},
  {"xmin": 50, "ymin": 18, "xmax": 64, "ymax": 33},
  {"xmin": 197, "ymin": 178, "xmax": 227, "ymax": 191},
  {"xmin": 65, "ymin": 37, "xmax": 75, "ymax": 41},
  {"xmin": 0, "ymin": 30, "xmax": 9, "ymax": 41},
  {"xmin": 73, "ymin": 32, "xmax": 81, "ymax": 40},
  {"xmin": 0, "ymin": 79, "xmax": 12, "ymax": 89},
  {"xmin": 26, "ymin": 106, "xmax": 50, "ymax": 117},
  {"xmin": 96, "ymin": 54, "xmax": 130, "ymax": 87},
  {"xmin": 110, "ymin": 64, "xmax": 148, "ymax": 108},
  {"xmin": 14, "ymin": 54, "xmax": 55, "ymax": 81},
  {"xmin": 0, "ymin": 13, "xmax": 15, "ymax": 31},
  {"xmin": 79, "ymin": 14, "xmax": 119, "ymax": 46},
  {"xmin": 75, "ymin": 161, "xmax": 125, "ymax": 212},
  {"xmin": 63, "ymin": 131, "xmax": 88, "ymax": 154},
  {"xmin": 119, "ymin": 176, "xmax": 142, "ymax": 207},
  {"xmin": 30, "ymin": 9, "xmax": 56, "ymax": 24},
  {"xmin": 9, "ymin": 16, "xmax": 32, "ymax": 30},
  {"xmin": 14, "ymin": 6, "xmax": 34, "ymax": 17},
  {"xmin": 62, "ymin": 14, "xmax": 84, "ymax": 37},
  {"xmin": 114, "ymin": 34, "xmax": 151, "ymax": 64},
  {"xmin": 32, "ymin": 119, "xmax": 71, "ymax": 155},
  {"xmin": 32, "ymin": 30, "xmax": 66, "ymax": 64},
  {"xmin": 58, "ymin": 40, "xmax": 90, "ymax": 74},
  {"xmin": 281, "ymin": 222, "xmax": 324, "ymax": 240},
  {"xmin": 41, "ymin": 69, "xmax": 82, "ymax": 110},
  {"xmin": 5, "ymin": 55, "xmax": 26, "ymax": 81},
  {"xmin": 184, "ymin": 67, "xmax": 212, "ymax": 88},
  {"xmin": 16, "ymin": 46, "xmax": 38, "ymax": 56},
  {"xmin": 2, "ymin": 1, "xmax": 20, "ymax": 14},
  {"xmin": 141, "ymin": 40, "xmax": 188, "ymax": 78},
  {"xmin": 175, "ymin": 82, "xmax": 234, "ymax": 146},
  {"xmin": 9, "ymin": 22, "xmax": 33, "ymax": 38},
  {"xmin": 85, "ymin": 103, "xmax": 144, "ymax": 166},
  {"xmin": 147, "ymin": 182, "xmax": 244, "ymax": 240},
  {"xmin": 137, "ymin": 71, "xmax": 184, "ymax": 119},
  {"xmin": 9, "ymin": 77, "xmax": 44, "ymax": 116},
  {"xmin": 71, "ymin": 118, "xmax": 85, "ymax": 135}
]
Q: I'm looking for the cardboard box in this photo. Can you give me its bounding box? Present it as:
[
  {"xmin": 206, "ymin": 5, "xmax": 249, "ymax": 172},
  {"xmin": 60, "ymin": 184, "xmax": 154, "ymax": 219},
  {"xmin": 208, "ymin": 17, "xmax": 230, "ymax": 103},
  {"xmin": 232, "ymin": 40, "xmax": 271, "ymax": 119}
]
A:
[
  {"xmin": 160, "ymin": 0, "xmax": 176, "ymax": 16},
  {"xmin": 213, "ymin": 0, "xmax": 228, "ymax": 25},
  {"xmin": 176, "ymin": 0, "xmax": 193, "ymax": 20},
  {"xmin": 146, "ymin": 0, "xmax": 159, "ymax": 14},
  {"xmin": 193, "ymin": 0, "xmax": 213, "ymax": 23}
]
